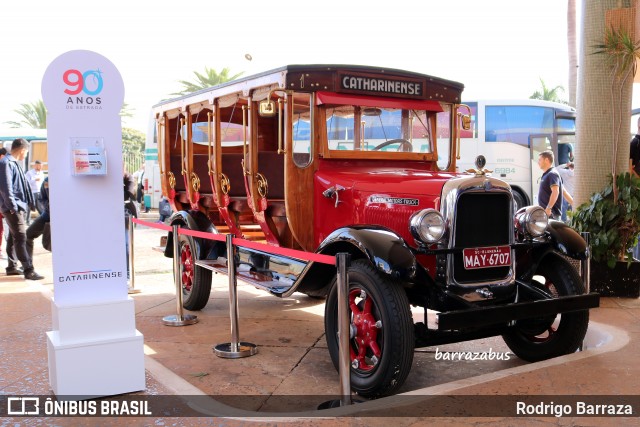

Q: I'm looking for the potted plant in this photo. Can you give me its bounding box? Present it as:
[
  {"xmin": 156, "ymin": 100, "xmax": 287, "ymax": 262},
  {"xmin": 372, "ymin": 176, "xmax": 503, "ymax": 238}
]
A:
[{"xmin": 570, "ymin": 172, "xmax": 640, "ymax": 297}]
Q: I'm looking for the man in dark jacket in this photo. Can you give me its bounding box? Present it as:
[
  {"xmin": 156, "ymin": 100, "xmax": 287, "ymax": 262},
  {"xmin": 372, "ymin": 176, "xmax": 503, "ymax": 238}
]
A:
[
  {"xmin": 26, "ymin": 177, "xmax": 50, "ymax": 257},
  {"xmin": 0, "ymin": 139, "xmax": 44, "ymax": 280}
]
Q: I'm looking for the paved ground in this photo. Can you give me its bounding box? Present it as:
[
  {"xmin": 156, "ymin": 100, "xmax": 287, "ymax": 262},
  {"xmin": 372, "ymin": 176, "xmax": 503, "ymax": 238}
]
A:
[{"xmin": 1, "ymin": 212, "xmax": 639, "ymax": 426}]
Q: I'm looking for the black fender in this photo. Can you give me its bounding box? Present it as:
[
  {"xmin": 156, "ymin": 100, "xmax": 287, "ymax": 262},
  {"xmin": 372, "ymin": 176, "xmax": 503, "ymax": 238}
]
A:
[
  {"xmin": 318, "ymin": 225, "xmax": 417, "ymax": 281},
  {"xmin": 163, "ymin": 210, "xmax": 221, "ymax": 259},
  {"xmin": 546, "ymin": 220, "xmax": 589, "ymax": 260},
  {"xmin": 295, "ymin": 226, "xmax": 418, "ymax": 297},
  {"xmin": 516, "ymin": 220, "xmax": 587, "ymax": 282}
]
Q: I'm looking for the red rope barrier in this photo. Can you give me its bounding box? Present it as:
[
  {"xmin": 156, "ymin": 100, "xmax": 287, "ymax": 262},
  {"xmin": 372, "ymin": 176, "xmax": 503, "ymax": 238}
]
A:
[
  {"xmin": 132, "ymin": 218, "xmax": 336, "ymax": 265},
  {"xmin": 131, "ymin": 217, "xmax": 172, "ymax": 232}
]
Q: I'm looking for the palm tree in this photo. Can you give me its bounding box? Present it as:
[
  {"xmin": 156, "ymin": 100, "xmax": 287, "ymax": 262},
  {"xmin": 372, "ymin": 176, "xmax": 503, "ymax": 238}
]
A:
[
  {"xmin": 574, "ymin": 0, "xmax": 634, "ymax": 207},
  {"xmin": 529, "ymin": 78, "xmax": 567, "ymax": 103},
  {"xmin": 4, "ymin": 100, "xmax": 47, "ymax": 128},
  {"xmin": 171, "ymin": 67, "xmax": 244, "ymax": 95}
]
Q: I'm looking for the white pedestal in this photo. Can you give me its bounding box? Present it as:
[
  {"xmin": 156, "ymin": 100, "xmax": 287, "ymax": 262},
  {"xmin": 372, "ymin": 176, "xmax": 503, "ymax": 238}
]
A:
[{"xmin": 47, "ymin": 298, "xmax": 145, "ymax": 398}]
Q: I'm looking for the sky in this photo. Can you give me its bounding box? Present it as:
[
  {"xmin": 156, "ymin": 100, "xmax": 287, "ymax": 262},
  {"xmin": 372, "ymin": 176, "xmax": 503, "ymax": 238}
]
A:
[{"xmin": 3, "ymin": 0, "xmax": 578, "ymax": 134}]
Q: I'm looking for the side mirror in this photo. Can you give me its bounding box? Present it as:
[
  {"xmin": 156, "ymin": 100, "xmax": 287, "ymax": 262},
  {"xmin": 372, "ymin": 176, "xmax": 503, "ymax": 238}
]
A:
[
  {"xmin": 461, "ymin": 114, "xmax": 471, "ymax": 131},
  {"xmin": 259, "ymin": 100, "xmax": 276, "ymax": 117}
]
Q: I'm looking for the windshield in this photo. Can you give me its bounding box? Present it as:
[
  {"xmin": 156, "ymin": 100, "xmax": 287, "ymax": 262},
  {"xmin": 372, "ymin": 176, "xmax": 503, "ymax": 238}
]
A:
[{"xmin": 324, "ymin": 105, "xmax": 451, "ymax": 161}]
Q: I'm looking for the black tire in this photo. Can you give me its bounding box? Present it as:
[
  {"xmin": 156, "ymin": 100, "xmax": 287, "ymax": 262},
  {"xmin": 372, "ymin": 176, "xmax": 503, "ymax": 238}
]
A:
[
  {"xmin": 175, "ymin": 232, "xmax": 212, "ymax": 311},
  {"xmin": 502, "ymin": 254, "xmax": 589, "ymax": 362},
  {"xmin": 324, "ymin": 259, "xmax": 414, "ymax": 398},
  {"xmin": 512, "ymin": 188, "xmax": 528, "ymax": 210}
]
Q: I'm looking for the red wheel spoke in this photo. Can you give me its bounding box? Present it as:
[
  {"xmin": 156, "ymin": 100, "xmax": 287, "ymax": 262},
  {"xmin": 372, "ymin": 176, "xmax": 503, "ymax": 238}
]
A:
[
  {"xmin": 369, "ymin": 340, "xmax": 381, "ymax": 358},
  {"xmin": 347, "ymin": 286, "xmax": 382, "ymax": 372},
  {"xmin": 181, "ymin": 244, "xmax": 193, "ymax": 292},
  {"xmin": 362, "ymin": 295, "xmax": 373, "ymax": 315}
]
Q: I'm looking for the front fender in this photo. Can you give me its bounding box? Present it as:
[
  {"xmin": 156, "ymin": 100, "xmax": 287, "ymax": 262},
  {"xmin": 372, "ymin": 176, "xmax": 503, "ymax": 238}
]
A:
[
  {"xmin": 317, "ymin": 226, "xmax": 417, "ymax": 281},
  {"xmin": 546, "ymin": 220, "xmax": 588, "ymax": 260}
]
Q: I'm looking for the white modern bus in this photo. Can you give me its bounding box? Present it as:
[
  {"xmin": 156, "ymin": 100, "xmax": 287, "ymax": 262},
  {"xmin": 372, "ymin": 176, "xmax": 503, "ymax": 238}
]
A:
[
  {"xmin": 0, "ymin": 128, "xmax": 48, "ymax": 171},
  {"xmin": 457, "ymin": 99, "xmax": 576, "ymax": 209},
  {"xmin": 143, "ymin": 113, "xmax": 162, "ymax": 209}
]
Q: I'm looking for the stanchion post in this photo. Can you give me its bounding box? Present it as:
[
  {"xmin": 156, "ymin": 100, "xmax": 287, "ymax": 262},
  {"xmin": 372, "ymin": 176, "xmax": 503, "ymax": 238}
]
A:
[
  {"xmin": 581, "ymin": 232, "xmax": 591, "ymax": 294},
  {"xmin": 127, "ymin": 215, "xmax": 141, "ymax": 294},
  {"xmin": 214, "ymin": 234, "xmax": 257, "ymax": 358},
  {"xmin": 580, "ymin": 231, "xmax": 590, "ymax": 351},
  {"xmin": 336, "ymin": 252, "xmax": 352, "ymax": 406},
  {"xmin": 163, "ymin": 224, "xmax": 198, "ymax": 326}
]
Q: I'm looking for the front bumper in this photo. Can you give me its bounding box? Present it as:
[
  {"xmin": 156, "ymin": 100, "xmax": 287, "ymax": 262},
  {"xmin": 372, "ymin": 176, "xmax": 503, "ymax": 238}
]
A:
[{"xmin": 437, "ymin": 293, "xmax": 600, "ymax": 330}]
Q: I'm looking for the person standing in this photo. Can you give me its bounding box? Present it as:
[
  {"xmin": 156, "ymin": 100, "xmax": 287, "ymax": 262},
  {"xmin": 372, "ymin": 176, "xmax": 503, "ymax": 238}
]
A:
[
  {"xmin": 26, "ymin": 176, "xmax": 50, "ymax": 258},
  {"xmin": 25, "ymin": 159, "xmax": 45, "ymax": 220},
  {"xmin": 630, "ymin": 117, "xmax": 640, "ymax": 179},
  {"xmin": 0, "ymin": 148, "xmax": 7, "ymax": 260},
  {"xmin": 537, "ymin": 150, "xmax": 564, "ymax": 221},
  {"xmin": 0, "ymin": 139, "xmax": 44, "ymax": 280},
  {"xmin": 630, "ymin": 119, "xmax": 640, "ymax": 259},
  {"xmin": 124, "ymin": 171, "xmax": 136, "ymax": 280},
  {"xmin": 555, "ymin": 162, "xmax": 575, "ymax": 222}
]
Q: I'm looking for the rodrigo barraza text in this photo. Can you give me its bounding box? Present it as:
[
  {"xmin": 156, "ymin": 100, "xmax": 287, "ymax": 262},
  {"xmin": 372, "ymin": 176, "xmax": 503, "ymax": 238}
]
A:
[{"xmin": 516, "ymin": 401, "xmax": 633, "ymax": 417}]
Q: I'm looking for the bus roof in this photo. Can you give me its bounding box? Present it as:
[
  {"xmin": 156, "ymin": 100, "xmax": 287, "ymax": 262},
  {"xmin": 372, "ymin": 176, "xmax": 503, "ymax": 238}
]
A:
[
  {"xmin": 152, "ymin": 64, "xmax": 465, "ymax": 110},
  {"xmin": 0, "ymin": 128, "xmax": 47, "ymax": 141}
]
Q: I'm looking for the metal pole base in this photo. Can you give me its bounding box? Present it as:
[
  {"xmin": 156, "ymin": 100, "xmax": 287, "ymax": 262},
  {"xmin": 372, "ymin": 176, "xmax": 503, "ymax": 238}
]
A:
[
  {"xmin": 214, "ymin": 342, "xmax": 258, "ymax": 358},
  {"xmin": 128, "ymin": 288, "xmax": 142, "ymax": 295},
  {"xmin": 162, "ymin": 314, "xmax": 198, "ymax": 326}
]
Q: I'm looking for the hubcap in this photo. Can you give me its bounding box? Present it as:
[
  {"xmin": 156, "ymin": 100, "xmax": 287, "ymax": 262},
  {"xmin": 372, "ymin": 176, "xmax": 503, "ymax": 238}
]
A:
[
  {"xmin": 180, "ymin": 243, "xmax": 194, "ymax": 293},
  {"xmin": 348, "ymin": 287, "xmax": 382, "ymax": 371}
]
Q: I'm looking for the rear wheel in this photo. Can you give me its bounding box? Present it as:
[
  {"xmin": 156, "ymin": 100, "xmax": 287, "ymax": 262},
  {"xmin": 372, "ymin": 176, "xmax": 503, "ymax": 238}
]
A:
[
  {"xmin": 502, "ymin": 254, "xmax": 589, "ymax": 361},
  {"xmin": 324, "ymin": 260, "xmax": 414, "ymax": 397},
  {"xmin": 175, "ymin": 231, "xmax": 212, "ymax": 311}
]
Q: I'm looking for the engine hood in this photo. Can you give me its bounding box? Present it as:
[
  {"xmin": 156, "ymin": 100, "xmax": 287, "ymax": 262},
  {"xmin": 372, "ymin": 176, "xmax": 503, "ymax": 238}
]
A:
[{"xmin": 316, "ymin": 162, "xmax": 461, "ymax": 200}]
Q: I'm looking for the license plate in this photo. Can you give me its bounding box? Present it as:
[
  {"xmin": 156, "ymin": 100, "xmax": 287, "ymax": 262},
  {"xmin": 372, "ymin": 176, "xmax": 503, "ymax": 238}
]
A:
[{"xmin": 462, "ymin": 246, "xmax": 511, "ymax": 270}]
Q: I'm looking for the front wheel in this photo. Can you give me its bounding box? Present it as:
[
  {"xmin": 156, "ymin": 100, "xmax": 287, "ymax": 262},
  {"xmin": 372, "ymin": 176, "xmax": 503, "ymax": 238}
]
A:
[
  {"xmin": 502, "ymin": 254, "xmax": 589, "ymax": 361},
  {"xmin": 324, "ymin": 260, "xmax": 414, "ymax": 398},
  {"xmin": 175, "ymin": 231, "xmax": 212, "ymax": 311}
]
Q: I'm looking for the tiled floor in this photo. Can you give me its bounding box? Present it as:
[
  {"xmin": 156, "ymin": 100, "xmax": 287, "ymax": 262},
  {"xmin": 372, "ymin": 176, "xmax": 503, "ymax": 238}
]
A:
[{"xmin": 1, "ymin": 222, "xmax": 639, "ymax": 426}]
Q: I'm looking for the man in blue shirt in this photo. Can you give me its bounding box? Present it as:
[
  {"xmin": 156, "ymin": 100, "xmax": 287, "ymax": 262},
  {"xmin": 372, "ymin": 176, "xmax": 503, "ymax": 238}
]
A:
[
  {"xmin": 537, "ymin": 150, "xmax": 563, "ymax": 221},
  {"xmin": 0, "ymin": 139, "xmax": 44, "ymax": 280}
]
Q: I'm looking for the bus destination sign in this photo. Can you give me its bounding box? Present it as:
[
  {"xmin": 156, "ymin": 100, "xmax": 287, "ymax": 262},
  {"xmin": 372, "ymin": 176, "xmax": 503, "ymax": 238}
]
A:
[{"xmin": 339, "ymin": 72, "xmax": 423, "ymax": 97}]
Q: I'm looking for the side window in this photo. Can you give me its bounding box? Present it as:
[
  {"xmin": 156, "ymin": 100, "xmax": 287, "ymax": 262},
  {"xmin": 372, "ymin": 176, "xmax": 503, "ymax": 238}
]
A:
[
  {"xmin": 292, "ymin": 93, "xmax": 312, "ymax": 167},
  {"xmin": 485, "ymin": 106, "xmax": 553, "ymax": 147},
  {"xmin": 219, "ymin": 104, "xmax": 244, "ymax": 148}
]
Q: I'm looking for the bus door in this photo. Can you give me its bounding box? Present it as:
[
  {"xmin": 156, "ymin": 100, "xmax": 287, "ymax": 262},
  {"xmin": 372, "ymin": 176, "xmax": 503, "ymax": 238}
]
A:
[{"xmin": 529, "ymin": 134, "xmax": 552, "ymax": 207}]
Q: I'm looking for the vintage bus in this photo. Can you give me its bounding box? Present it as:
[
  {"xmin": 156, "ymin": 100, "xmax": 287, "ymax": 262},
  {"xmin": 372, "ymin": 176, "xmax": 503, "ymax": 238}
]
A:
[
  {"xmin": 456, "ymin": 100, "xmax": 576, "ymax": 208},
  {"xmin": 152, "ymin": 65, "xmax": 596, "ymax": 397}
]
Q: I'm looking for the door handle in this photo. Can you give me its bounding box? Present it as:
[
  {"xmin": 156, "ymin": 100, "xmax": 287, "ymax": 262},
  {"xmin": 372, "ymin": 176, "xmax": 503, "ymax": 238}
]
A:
[{"xmin": 322, "ymin": 185, "xmax": 345, "ymax": 208}]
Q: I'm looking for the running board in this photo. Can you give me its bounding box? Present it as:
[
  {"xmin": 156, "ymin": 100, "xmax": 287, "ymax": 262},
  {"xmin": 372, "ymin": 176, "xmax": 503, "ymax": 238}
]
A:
[{"xmin": 195, "ymin": 246, "xmax": 309, "ymax": 297}]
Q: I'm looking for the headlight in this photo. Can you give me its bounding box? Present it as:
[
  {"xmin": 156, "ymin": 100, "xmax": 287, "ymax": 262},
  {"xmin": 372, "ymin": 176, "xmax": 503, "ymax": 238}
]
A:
[
  {"xmin": 515, "ymin": 206, "xmax": 548, "ymax": 237},
  {"xmin": 410, "ymin": 209, "xmax": 446, "ymax": 244}
]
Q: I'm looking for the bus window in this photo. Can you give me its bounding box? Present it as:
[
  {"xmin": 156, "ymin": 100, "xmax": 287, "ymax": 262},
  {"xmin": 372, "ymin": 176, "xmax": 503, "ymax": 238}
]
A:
[
  {"xmin": 325, "ymin": 106, "xmax": 436, "ymax": 153},
  {"xmin": 219, "ymin": 105, "xmax": 243, "ymax": 148},
  {"xmin": 485, "ymin": 106, "xmax": 554, "ymax": 146},
  {"xmin": 187, "ymin": 121, "xmax": 210, "ymax": 144},
  {"xmin": 557, "ymin": 117, "xmax": 575, "ymax": 133},
  {"xmin": 292, "ymin": 93, "xmax": 312, "ymax": 167}
]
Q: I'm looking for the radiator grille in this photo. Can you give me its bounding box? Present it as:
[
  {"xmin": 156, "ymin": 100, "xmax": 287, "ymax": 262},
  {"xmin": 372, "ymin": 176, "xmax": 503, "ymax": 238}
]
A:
[{"xmin": 452, "ymin": 192, "xmax": 512, "ymax": 283}]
